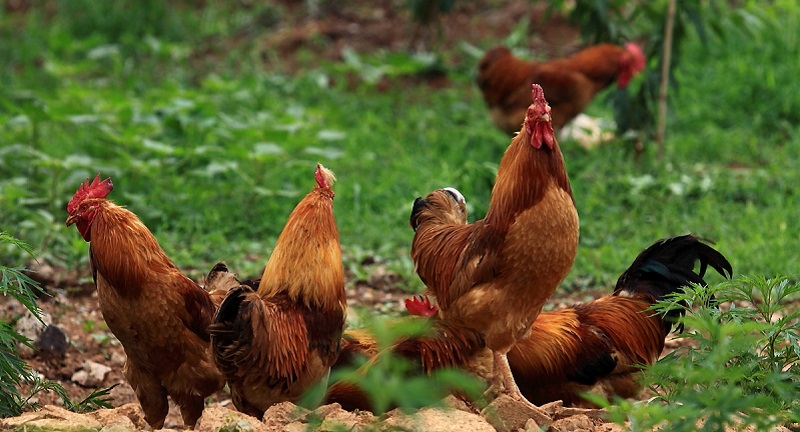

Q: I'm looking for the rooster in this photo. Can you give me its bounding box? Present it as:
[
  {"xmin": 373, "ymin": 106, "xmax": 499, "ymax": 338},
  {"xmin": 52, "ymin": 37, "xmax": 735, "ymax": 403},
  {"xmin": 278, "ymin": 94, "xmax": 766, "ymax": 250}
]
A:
[
  {"xmin": 477, "ymin": 43, "xmax": 646, "ymax": 134},
  {"xmin": 65, "ymin": 174, "xmax": 225, "ymax": 429},
  {"xmin": 328, "ymin": 211, "xmax": 732, "ymax": 411},
  {"xmin": 409, "ymin": 84, "xmax": 579, "ymax": 415},
  {"xmin": 209, "ymin": 164, "xmax": 346, "ymax": 418}
]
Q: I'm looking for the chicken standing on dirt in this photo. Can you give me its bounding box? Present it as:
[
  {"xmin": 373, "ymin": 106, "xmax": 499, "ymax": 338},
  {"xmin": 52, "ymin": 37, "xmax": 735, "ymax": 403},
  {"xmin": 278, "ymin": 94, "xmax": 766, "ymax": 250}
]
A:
[
  {"xmin": 408, "ymin": 189, "xmax": 732, "ymax": 406},
  {"xmin": 477, "ymin": 43, "xmax": 646, "ymax": 134},
  {"xmin": 410, "ymin": 84, "xmax": 580, "ymax": 415},
  {"xmin": 65, "ymin": 175, "xmax": 225, "ymax": 429},
  {"xmin": 210, "ymin": 164, "xmax": 346, "ymax": 418},
  {"xmin": 329, "ymin": 188, "xmax": 731, "ymax": 411}
]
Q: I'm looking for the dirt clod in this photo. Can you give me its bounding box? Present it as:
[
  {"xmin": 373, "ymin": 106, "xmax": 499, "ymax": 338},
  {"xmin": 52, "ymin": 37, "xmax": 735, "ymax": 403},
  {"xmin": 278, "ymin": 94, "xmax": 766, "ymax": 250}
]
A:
[
  {"xmin": 481, "ymin": 395, "xmax": 552, "ymax": 432},
  {"xmin": 549, "ymin": 414, "xmax": 594, "ymax": 432}
]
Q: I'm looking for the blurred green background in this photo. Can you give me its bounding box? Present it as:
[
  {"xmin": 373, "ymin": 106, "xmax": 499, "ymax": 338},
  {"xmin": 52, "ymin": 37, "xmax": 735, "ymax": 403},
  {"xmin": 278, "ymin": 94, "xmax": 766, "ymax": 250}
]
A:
[{"xmin": 1, "ymin": 0, "xmax": 797, "ymax": 294}]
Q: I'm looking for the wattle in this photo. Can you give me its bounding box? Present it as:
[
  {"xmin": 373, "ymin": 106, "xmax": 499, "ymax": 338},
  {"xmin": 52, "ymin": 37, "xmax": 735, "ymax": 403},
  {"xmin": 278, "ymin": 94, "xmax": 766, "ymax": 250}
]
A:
[{"xmin": 77, "ymin": 220, "xmax": 92, "ymax": 242}]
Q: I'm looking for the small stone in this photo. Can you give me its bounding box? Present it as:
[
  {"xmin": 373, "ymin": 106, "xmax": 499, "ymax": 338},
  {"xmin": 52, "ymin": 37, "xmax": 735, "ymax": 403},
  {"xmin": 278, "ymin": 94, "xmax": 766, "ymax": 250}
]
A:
[
  {"xmin": 35, "ymin": 324, "xmax": 69, "ymax": 358},
  {"xmin": 71, "ymin": 360, "xmax": 112, "ymax": 387},
  {"xmin": 555, "ymin": 407, "xmax": 607, "ymax": 421},
  {"xmin": 317, "ymin": 409, "xmax": 362, "ymax": 431},
  {"xmin": 383, "ymin": 406, "xmax": 495, "ymax": 432},
  {"xmin": 15, "ymin": 309, "xmax": 51, "ymax": 356},
  {"xmin": 540, "ymin": 400, "xmax": 564, "ymax": 416},
  {"xmin": 1, "ymin": 405, "xmax": 102, "ymax": 431},
  {"xmin": 481, "ymin": 395, "xmax": 551, "ymax": 432},
  {"xmin": 441, "ymin": 394, "xmax": 473, "ymax": 412},
  {"xmin": 312, "ymin": 402, "xmax": 344, "ymax": 420},
  {"xmin": 196, "ymin": 406, "xmax": 268, "ymax": 432},
  {"xmin": 285, "ymin": 421, "xmax": 309, "ymax": 432},
  {"xmin": 112, "ymin": 403, "xmax": 149, "ymax": 429},
  {"xmin": 109, "ymin": 351, "xmax": 126, "ymax": 367},
  {"xmin": 263, "ymin": 401, "xmax": 310, "ymax": 429},
  {"xmin": 522, "ymin": 417, "xmax": 541, "ymax": 431},
  {"xmin": 549, "ymin": 414, "xmax": 593, "ymax": 432},
  {"xmin": 595, "ymin": 422, "xmax": 627, "ymax": 432}
]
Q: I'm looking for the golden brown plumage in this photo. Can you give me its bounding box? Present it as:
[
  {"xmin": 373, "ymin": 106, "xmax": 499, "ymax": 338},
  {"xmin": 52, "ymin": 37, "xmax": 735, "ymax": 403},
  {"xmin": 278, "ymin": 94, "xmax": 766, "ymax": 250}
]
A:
[
  {"xmin": 409, "ymin": 85, "xmax": 579, "ymax": 413},
  {"xmin": 409, "ymin": 186, "xmax": 732, "ymax": 408},
  {"xmin": 477, "ymin": 43, "xmax": 646, "ymax": 134},
  {"xmin": 329, "ymin": 232, "xmax": 731, "ymax": 411},
  {"xmin": 209, "ymin": 164, "xmax": 346, "ymax": 418},
  {"xmin": 65, "ymin": 175, "xmax": 225, "ymax": 429}
]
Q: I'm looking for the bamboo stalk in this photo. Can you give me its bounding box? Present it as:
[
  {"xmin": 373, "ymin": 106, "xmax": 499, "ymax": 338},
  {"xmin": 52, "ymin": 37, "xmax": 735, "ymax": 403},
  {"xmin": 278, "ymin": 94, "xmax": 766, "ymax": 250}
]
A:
[{"xmin": 656, "ymin": 0, "xmax": 678, "ymax": 160}]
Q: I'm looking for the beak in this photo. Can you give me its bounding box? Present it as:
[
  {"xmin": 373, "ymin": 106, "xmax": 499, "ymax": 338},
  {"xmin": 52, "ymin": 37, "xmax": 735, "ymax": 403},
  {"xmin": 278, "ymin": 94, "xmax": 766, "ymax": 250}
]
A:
[{"xmin": 66, "ymin": 214, "xmax": 78, "ymax": 226}]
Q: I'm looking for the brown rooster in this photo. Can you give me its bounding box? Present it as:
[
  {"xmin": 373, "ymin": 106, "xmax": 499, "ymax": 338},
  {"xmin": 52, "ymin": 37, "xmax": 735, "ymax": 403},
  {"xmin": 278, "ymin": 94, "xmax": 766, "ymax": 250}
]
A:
[
  {"xmin": 209, "ymin": 164, "xmax": 346, "ymax": 418},
  {"xmin": 477, "ymin": 43, "xmax": 646, "ymax": 134},
  {"xmin": 409, "ymin": 84, "xmax": 579, "ymax": 415},
  {"xmin": 65, "ymin": 174, "xmax": 225, "ymax": 429},
  {"xmin": 328, "ymin": 192, "xmax": 732, "ymax": 411}
]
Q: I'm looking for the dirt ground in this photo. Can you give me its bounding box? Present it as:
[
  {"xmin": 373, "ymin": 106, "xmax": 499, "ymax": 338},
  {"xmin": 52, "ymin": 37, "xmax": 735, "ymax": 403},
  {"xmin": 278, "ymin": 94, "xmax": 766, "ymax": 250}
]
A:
[{"xmin": 2, "ymin": 1, "xmax": 648, "ymax": 430}]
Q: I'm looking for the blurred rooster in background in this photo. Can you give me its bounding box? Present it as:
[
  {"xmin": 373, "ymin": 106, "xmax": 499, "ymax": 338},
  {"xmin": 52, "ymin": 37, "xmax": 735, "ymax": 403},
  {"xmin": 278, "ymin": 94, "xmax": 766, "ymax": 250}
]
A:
[
  {"xmin": 210, "ymin": 164, "xmax": 346, "ymax": 418},
  {"xmin": 65, "ymin": 175, "xmax": 225, "ymax": 429},
  {"xmin": 477, "ymin": 43, "xmax": 646, "ymax": 135},
  {"xmin": 409, "ymin": 84, "xmax": 579, "ymax": 415}
]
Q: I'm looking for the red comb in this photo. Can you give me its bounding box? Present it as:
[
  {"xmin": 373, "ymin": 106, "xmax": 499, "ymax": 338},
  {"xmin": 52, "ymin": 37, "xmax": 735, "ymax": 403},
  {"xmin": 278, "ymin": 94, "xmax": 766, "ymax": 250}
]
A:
[
  {"xmin": 405, "ymin": 295, "xmax": 438, "ymax": 318},
  {"xmin": 67, "ymin": 174, "xmax": 113, "ymax": 214},
  {"xmin": 524, "ymin": 84, "xmax": 555, "ymax": 149},
  {"xmin": 625, "ymin": 42, "xmax": 646, "ymax": 72}
]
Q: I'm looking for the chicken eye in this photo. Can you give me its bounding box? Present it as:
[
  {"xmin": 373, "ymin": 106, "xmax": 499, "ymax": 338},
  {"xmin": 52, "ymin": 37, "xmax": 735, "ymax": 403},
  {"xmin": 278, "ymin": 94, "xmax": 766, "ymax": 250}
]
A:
[{"xmin": 80, "ymin": 204, "xmax": 88, "ymax": 211}]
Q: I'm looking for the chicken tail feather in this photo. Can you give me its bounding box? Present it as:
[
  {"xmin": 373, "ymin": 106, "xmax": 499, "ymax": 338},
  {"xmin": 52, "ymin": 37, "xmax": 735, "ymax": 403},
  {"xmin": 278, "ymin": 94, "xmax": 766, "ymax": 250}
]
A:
[{"xmin": 613, "ymin": 234, "xmax": 732, "ymax": 332}]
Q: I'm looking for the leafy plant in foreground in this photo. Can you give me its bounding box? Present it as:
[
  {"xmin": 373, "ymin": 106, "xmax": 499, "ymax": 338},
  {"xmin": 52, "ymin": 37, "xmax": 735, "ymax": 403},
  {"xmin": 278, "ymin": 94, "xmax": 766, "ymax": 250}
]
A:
[
  {"xmin": 602, "ymin": 276, "xmax": 800, "ymax": 431},
  {"xmin": 0, "ymin": 231, "xmax": 48, "ymax": 417},
  {"xmin": 0, "ymin": 232, "xmax": 116, "ymax": 417},
  {"xmin": 305, "ymin": 314, "xmax": 485, "ymax": 415}
]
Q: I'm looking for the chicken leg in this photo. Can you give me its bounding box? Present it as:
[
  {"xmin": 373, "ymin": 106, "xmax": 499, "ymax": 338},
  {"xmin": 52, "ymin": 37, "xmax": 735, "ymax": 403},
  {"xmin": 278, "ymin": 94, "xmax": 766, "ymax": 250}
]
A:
[{"xmin": 492, "ymin": 350, "xmax": 551, "ymax": 419}]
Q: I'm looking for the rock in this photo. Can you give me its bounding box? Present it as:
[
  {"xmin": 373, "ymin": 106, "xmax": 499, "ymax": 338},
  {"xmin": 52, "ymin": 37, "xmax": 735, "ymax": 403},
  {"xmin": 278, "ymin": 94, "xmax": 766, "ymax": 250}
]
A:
[
  {"xmin": 441, "ymin": 394, "xmax": 474, "ymax": 413},
  {"xmin": 284, "ymin": 422, "xmax": 309, "ymax": 432},
  {"xmin": 72, "ymin": 360, "xmax": 112, "ymax": 387},
  {"xmin": 383, "ymin": 406, "xmax": 495, "ymax": 432},
  {"xmin": 109, "ymin": 351, "xmax": 127, "ymax": 367},
  {"xmin": 540, "ymin": 400, "xmax": 564, "ymax": 416},
  {"xmin": 311, "ymin": 402, "xmax": 344, "ymax": 420},
  {"xmin": 90, "ymin": 403, "xmax": 148, "ymax": 430},
  {"xmin": 548, "ymin": 414, "xmax": 593, "ymax": 432},
  {"xmin": 481, "ymin": 395, "xmax": 552, "ymax": 432},
  {"xmin": 522, "ymin": 418, "xmax": 542, "ymax": 431},
  {"xmin": 1, "ymin": 404, "xmax": 103, "ymax": 431},
  {"xmin": 555, "ymin": 407, "xmax": 607, "ymax": 421},
  {"xmin": 97, "ymin": 414, "xmax": 136, "ymax": 432},
  {"xmin": 35, "ymin": 324, "xmax": 70, "ymax": 358},
  {"xmin": 594, "ymin": 423, "xmax": 627, "ymax": 432},
  {"xmin": 262, "ymin": 401, "xmax": 311, "ymax": 429},
  {"xmin": 15, "ymin": 309, "xmax": 51, "ymax": 356},
  {"xmin": 196, "ymin": 406, "xmax": 269, "ymax": 432},
  {"xmin": 317, "ymin": 409, "xmax": 363, "ymax": 431}
]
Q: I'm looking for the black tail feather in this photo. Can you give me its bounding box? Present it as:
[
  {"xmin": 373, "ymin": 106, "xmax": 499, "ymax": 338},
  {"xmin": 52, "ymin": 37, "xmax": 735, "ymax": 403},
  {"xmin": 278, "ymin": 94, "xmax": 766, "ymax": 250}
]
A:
[
  {"xmin": 614, "ymin": 235, "xmax": 733, "ymax": 332},
  {"xmin": 615, "ymin": 234, "xmax": 732, "ymax": 299}
]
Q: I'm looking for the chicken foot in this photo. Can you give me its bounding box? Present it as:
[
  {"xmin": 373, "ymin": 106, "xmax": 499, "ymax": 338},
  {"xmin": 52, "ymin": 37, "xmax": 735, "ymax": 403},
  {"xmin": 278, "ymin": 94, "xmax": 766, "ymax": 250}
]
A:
[{"xmin": 490, "ymin": 350, "xmax": 552, "ymax": 420}]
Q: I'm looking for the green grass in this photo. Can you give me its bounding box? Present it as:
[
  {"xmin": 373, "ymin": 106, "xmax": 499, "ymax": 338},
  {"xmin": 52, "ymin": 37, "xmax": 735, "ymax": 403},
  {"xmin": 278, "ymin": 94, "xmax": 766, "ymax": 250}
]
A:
[{"xmin": 0, "ymin": 1, "xmax": 797, "ymax": 293}]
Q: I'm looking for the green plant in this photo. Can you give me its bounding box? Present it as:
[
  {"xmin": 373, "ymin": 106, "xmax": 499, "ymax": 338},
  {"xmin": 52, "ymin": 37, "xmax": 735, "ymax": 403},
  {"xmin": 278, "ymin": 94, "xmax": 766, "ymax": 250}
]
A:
[
  {"xmin": 309, "ymin": 314, "xmax": 485, "ymax": 415},
  {"xmin": 0, "ymin": 232, "xmax": 49, "ymax": 417},
  {"xmin": 600, "ymin": 276, "xmax": 800, "ymax": 431},
  {"xmin": 0, "ymin": 232, "xmax": 116, "ymax": 417}
]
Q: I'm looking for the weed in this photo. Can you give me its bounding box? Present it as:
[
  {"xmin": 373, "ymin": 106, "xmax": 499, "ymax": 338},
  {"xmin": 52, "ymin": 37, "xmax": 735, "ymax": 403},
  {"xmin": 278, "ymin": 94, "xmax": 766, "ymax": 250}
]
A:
[{"xmin": 600, "ymin": 276, "xmax": 800, "ymax": 430}]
